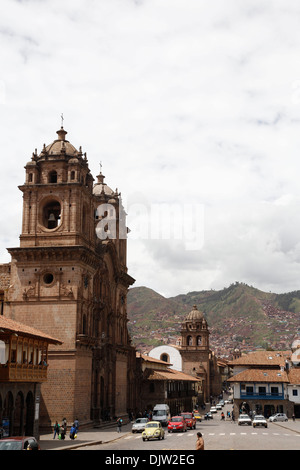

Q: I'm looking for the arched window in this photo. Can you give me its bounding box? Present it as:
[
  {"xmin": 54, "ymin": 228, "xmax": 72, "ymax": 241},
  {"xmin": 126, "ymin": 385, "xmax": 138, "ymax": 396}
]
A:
[
  {"xmin": 187, "ymin": 335, "xmax": 193, "ymax": 346},
  {"xmin": 0, "ymin": 290, "xmax": 4, "ymax": 315},
  {"xmin": 48, "ymin": 171, "xmax": 58, "ymax": 183},
  {"xmin": 82, "ymin": 314, "xmax": 87, "ymax": 335},
  {"xmin": 0, "ymin": 340, "xmax": 6, "ymax": 364},
  {"xmin": 41, "ymin": 199, "xmax": 61, "ymax": 229},
  {"xmin": 160, "ymin": 353, "xmax": 169, "ymax": 363},
  {"xmin": 197, "ymin": 336, "xmax": 202, "ymax": 345}
]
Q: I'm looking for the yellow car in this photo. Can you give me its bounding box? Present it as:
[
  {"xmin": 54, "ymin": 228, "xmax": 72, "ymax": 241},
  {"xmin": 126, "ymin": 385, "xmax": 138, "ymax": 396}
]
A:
[
  {"xmin": 142, "ymin": 421, "xmax": 165, "ymax": 441},
  {"xmin": 193, "ymin": 411, "xmax": 202, "ymax": 422}
]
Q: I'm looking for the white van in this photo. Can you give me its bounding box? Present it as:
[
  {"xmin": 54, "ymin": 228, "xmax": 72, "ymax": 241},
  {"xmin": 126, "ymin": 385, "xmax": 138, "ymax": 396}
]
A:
[{"xmin": 152, "ymin": 404, "xmax": 170, "ymax": 426}]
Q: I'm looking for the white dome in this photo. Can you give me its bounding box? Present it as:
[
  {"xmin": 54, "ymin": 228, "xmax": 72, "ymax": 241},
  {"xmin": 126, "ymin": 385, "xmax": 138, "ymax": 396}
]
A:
[
  {"xmin": 291, "ymin": 339, "xmax": 300, "ymax": 352},
  {"xmin": 148, "ymin": 345, "xmax": 182, "ymax": 371}
]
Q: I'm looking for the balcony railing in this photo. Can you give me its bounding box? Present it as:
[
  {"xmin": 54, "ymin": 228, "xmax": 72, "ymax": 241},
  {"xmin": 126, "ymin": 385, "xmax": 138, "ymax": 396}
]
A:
[
  {"xmin": 167, "ymin": 390, "xmax": 197, "ymax": 399},
  {"xmin": 240, "ymin": 391, "xmax": 284, "ymax": 400},
  {"xmin": 0, "ymin": 363, "xmax": 48, "ymax": 383}
]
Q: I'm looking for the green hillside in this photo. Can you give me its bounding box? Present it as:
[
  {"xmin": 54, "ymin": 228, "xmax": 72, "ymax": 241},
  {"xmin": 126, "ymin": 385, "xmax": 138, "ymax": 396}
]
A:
[{"xmin": 127, "ymin": 282, "xmax": 300, "ymax": 354}]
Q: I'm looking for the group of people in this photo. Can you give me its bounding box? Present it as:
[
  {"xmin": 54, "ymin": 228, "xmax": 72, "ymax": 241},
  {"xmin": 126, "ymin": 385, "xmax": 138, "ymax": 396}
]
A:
[{"xmin": 53, "ymin": 418, "xmax": 79, "ymax": 440}]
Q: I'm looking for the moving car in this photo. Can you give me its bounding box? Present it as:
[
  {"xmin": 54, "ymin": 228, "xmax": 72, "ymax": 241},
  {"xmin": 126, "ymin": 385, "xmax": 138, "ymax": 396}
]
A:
[
  {"xmin": 152, "ymin": 404, "xmax": 170, "ymax": 426},
  {"xmin": 180, "ymin": 412, "xmax": 196, "ymax": 429},
  {"xmin": 269, "ymin": 413, "xmax": 288, "ymax": 422},
  {"xmin": 216, "ymin": 404, "xmax": 222, "ymax": 410},
  {"xmin": 210, "ymin": 406, "xmax": 217, "ymax": 413},
  {"xmin": 167, "ymin": 416, "xmax": 187, "ymax": 433},
  {"xmin": 142, "ymin": 421, "xmax": 165, "ymax": 441},
  {"xmin": 0, "ymin": 437, "xmax": 40, "ymax": 450},
  {"xmin": 238, "ymin": 414, "xmax": 252, "ymax": 426},
  {"xmin": 131, "ymin": 417, "xmax": 149, "ymax": 433},
  {"xmin": 193, "ymin": 411, "xmax": 202, "ymax": 422},
  {"xmin": 253, "ymin": 415, "xmax": 268, "ymax": 428},
  {"xmin": 204, "ymin": 412, "xmax": 213, "ymax": 420}
]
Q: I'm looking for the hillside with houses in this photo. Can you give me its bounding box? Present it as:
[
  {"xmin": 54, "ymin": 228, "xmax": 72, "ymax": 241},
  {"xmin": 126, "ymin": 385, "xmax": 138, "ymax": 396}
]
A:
[{"xmin": 127, "ymin": 283, "xmax": 300, "ymax": 357}]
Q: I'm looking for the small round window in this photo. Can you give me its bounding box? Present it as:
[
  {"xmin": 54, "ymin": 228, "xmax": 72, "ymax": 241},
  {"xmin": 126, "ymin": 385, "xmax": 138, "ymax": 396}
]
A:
[{"xmin": 43, "ymin": 273, "xmax": 54, "ymax": 285}]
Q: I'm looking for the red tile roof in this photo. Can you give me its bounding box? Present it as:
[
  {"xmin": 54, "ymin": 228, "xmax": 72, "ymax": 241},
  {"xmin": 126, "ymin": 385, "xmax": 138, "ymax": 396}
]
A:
[
  {"xmin": 228, "ymin": 368, "xmax": 289, "ymax": 383},
  {"xmin": 228, "ymin": 350, "xmax": 290, "ymax": 367},
  {"xmin": 146, "ymin": 368, "xmax": 201, "ymax": 382},
  {"xmin": 287, "ymin": 368, "xmax": 300, "ymax": 385},
  {"xmin": 136, "ymin": 352, "xmax": 172, "ymax": 366},
  {"xmin": 0, "ymin": 316, "xmax": 62, "ymax": 344}
]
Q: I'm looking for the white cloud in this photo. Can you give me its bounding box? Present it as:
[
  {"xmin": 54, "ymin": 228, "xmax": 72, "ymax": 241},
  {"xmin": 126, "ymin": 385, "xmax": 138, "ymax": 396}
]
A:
[{"xmin": 1, "ymin": 0, "xmax": 300, "ymax": 296}]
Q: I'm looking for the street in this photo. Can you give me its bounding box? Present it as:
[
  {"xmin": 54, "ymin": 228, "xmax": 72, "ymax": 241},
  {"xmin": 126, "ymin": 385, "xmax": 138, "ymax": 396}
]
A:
[{"xmin": 77, "ymin": 405, "xmax": 300, "ymax": 451}]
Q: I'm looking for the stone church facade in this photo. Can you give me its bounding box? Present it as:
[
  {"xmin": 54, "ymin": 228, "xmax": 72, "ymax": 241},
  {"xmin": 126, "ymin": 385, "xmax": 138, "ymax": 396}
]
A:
[
  {"xmin": 0, "ymin": 126, "xmax": 136, "ymax": 430},
  {"xmin": 150, "ymin": 305, "xmax": 223, "ymax": 404}
]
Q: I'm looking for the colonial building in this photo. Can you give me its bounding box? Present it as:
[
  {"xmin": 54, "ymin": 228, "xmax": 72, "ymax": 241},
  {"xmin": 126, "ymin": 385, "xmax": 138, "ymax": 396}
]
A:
[
  {"xmin": 228, "ymin": 350, "xmax": 293, "ymax": 418},
  {"xmin": 135, "ymin": 353, "xmax": 201, "ymax": 416},
  {"xmin": 0, "ymin": 126, "xmax": 136, "ymax": 431},
  {"xmin": 0, "ymin": 315, "xmax": 62, "ymax": 438}
]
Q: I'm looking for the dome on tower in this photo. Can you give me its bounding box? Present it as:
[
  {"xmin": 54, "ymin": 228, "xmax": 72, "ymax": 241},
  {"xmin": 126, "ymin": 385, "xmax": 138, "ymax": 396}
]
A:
[
  {"xmin": 184, "ymin": 305, "xmax": 204, "ymax": 322},
  {"xmin": 40, "ymin": 127, "xmax": 82, "ymax": 158},
  {"xmin": 93, "ymin": 172, "xmax": 114, "ymax": 196}
]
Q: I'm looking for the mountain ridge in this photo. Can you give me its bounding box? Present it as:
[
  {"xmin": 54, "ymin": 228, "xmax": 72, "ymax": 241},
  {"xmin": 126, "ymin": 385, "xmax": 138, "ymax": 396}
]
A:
[{"xmin": 127, "ymin": 282, "xmax": 300, "ymax": 356}]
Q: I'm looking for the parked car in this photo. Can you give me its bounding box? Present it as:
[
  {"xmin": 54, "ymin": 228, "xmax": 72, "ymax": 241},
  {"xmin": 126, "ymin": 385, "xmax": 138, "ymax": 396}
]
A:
[
  {"xmin": 0, "ymin": 436, "xmax": 40, "ymax": 450},
  {"xmin": 253, "ymin": 415, "xmax": 268, "ymax": 428},
  {"xmin": 131, "ymin": 417, "xmax": 149, "ymax": 433},
  {"xmin": 219, "ymin": 400, "xmax": 225, "ymax": 406},
  {"xmin": 180, "ymin": 412, "xmax": 197, "ymax": 429},
  {"xmin": 269, "ymin": 413, "xmax": 288, "ymax": 422},
  {"xmin": 204, "ymin": 412, "xmax": 213, "ymax": 420},
  {"xmin": 142, "ymin": 421, "xmax": 165, "ymax": 441},
  {"xmin": 193, "ymin": 411, "xmax": 202, "ymax": 422},
  {"xmin": 167, "ymin": 416, "xmax": 187, "ymax": 433},
  {"xmin": 238, "ymin": 414, "xmax": 252, "ymax": 426}
]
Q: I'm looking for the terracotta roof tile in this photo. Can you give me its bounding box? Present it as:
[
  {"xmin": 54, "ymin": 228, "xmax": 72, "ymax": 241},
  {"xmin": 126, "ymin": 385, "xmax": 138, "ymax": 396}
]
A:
[
  {"xmin": 228, "ymin": 368, "xmax": 289, "ymax": 383},
  {"xmin": 137, "ymin": 352, "xmax": 172, "ymax": 366},
  {"xmin": 228, "ymin": 350, "xmax": 290, "ymax": 367},
  {"xmin": 146, "ymin": 368, "xmax": 200, "ymax": 382},
  {"xmin": 287, "ymin": 368, "xmax": 300, "ymax": 384},
  {"xmin": 0, "ymin": 316, "xmax": 62, "ymax": 344}
]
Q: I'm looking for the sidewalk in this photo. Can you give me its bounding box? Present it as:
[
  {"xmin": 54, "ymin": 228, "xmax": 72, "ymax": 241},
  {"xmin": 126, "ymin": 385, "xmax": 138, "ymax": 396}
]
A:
[{"xmin": 39, "ymin": 422, "xmax": 132, "ymax": 450}]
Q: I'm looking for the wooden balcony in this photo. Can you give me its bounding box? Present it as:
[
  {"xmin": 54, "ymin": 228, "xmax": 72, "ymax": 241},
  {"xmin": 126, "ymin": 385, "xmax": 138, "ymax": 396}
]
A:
[
  {"xmin": 0, "ymin": 314, "xmax": 62, "ymax": 384},
  {"xmin": 0, "ymin": 362, "xmax": 48, "ymax": 383}
]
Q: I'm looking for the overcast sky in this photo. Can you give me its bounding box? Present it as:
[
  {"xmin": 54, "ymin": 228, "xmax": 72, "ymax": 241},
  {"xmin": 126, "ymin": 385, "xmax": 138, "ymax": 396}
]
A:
[{"xmin": 1, "ymin": 0, "xmax": 300, "ymax": 297}]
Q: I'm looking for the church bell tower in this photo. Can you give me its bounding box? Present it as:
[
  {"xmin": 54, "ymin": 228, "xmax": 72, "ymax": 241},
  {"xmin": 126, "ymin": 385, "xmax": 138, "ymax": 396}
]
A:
[
  {"xmin": 5, "ymin": 125, "xmax": 136, "ymax": 429},
  {"xmin": 180, "ymin": 305, "xmax": 211, "ymax": 403}
]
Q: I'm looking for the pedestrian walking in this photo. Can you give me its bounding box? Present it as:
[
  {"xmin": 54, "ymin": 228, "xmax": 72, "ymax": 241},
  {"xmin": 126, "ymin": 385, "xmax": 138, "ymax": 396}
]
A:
[
  {"xmin": 195, "ymin": 432, "xmax": 204, "ymax": 451},
  {"xmin": 117, "ymin": 417, "xmax": 123, "ymax": 432},
  {"xmin": 60, "ymin": 422, "xmax": 66, "ymax": 440},
  {"xmin": 69, "ymin": 423, "xmax": 77, "ymax": 440},
  {"xmin": 53, "ymin": 421, "xmax": 60, "ymax": 439},
  {"xmin": 74, "ymin": 418, "xmax": 79, "ymax": 434}
]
